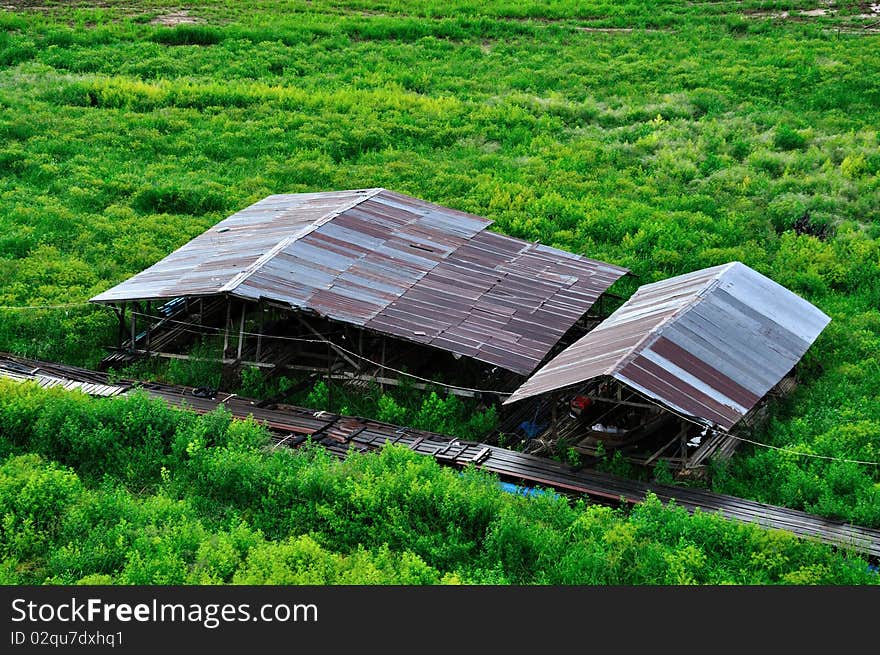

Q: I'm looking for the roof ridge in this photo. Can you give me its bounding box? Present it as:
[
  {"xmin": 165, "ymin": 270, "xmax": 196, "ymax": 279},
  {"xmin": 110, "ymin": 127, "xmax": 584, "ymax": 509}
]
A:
[
  {"xmin": 219, "ymin": 188, "xmax": 383, "ymax": 295},
  {"xmin": 604, "ymin": 262, "xmax": 736, "ymax": 377}
]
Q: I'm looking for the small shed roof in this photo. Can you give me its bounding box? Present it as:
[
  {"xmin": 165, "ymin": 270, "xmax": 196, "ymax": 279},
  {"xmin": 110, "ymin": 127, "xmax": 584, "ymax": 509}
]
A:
[
  {"xmin": 503, "ymin": 262, "xmax": 831, "ymax": 430},
  {"xmin": 91, "ymin": 188, "xmax": 628, "ymax": 376}
]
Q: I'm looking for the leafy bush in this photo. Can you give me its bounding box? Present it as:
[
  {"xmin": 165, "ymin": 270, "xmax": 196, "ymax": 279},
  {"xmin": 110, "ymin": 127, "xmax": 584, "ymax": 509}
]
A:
[
  {"xmin": 233, "ymin": 536, "xmax": 441, "ymax": 584},
  {"xmin": 132, "ymin": 185, "xmax": 227, "ymax": 215},
  {"xmin": 774, "ymin": 124, "xmax": 807, "ymax": 151},
  {"xmin": 0, "ymin": 454, "xmax": 82, "ymax": 565},
  {"xmin": 150, "ymin": 26, "xmax": 224, "ymax": 47}
]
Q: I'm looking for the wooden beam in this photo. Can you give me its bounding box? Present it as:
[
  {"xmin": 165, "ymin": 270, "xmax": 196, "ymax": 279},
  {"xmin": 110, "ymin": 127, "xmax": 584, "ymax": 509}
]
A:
[
  {"xmin": 145, "ymin": 301, "xmax": 151, "ymax": 354},
  {"xmin": 223, "ymin": 296, "xmax": 231, "ymax": 356},
  {"xmin": 131, "ymin": 350, "xmax": 341, "ymax": 372},
  {"xmin": 129, "ymin": 349, "xmax": 510, "ymax": 401},
  {"xmin": 126, "ymin": 350, "xmax": 498, "ymax": 399},
  {"xmin": 295, "ymin": 315, "xmax": 360, "ymax": 370},
  {"xmin": 644, "ymin": 433, "xmax": 681, "ymax": 466},
  {"xmin": 328, "ymin": 371, "xmax": 495, "ymax": 399},
  {"xmin": 581, "ymin": 395, "xmax": 657, "ymax": 410}
]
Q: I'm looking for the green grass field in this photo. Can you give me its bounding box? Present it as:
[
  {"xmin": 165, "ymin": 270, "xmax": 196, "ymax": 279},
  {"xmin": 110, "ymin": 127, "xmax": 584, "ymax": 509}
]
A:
[{"xmin": 0, "ymin": 1, "xmax": 879, "ymax": 583}]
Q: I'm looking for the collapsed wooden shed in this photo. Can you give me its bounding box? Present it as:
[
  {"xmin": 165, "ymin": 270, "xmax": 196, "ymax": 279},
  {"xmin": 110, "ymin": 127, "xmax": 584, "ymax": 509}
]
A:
[
  {"xmin": 503, "ymin": 262, "xmax": 831, "ymax": 473},
  {"xmin": 90, "ymin": 188, "xmax": 628, "ymax": 396}
]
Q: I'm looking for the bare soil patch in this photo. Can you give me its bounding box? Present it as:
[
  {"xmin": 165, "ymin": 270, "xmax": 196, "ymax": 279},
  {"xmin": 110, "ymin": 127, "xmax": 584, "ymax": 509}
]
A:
[{"xmin": 149, "ymin": 9, "xmax": 204, "ymax": 26}]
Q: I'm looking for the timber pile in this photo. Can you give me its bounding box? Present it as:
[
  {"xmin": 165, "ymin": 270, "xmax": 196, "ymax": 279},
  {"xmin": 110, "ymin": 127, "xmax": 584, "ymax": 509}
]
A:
[{"xmin": 100, "ymin": 297, "xmax": 227, "ymax": 370}]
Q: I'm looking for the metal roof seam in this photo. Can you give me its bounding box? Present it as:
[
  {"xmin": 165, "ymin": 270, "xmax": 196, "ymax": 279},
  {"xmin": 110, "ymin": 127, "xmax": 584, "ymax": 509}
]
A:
[
  {"xmin": 596, "ymin": 301, "xmax": 697, "ymax": 382},
  {"xmin": 427, "ymin": 247, "xmax": 567, "ymax": 365},
  {"xmin": 610, "ymin": 263, "xmax": 734, "ymax": 376},
  {"xmin": 218, "ymin": 188, "xmax": 384, "ymax": 295},
  {"xmin": 603, "ymin": 264, "xmax": 770, "ymax": 424}
]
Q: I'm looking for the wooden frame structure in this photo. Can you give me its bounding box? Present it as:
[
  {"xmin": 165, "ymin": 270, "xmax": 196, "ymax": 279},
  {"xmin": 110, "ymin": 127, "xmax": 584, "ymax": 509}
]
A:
[
  {"xmin": 501, "ymin": 263, "xmax": 830, "ymax": 477},
  {"xmin": 504, "ymin": 371, "xmax": 799, "ymax": 476},
  {"xmin": 99, "ymin": 292, "xmax": 616, "ymax": 401}
]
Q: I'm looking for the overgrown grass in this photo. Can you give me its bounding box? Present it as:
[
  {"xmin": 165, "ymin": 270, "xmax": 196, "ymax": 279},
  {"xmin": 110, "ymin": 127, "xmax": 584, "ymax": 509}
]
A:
[
  {"xmin": 0, "ymin": 1, "xmax": 878, "ymax": 530},
  {"xmin": 0, "ymin": 381, "xmax": 874, "ymax": 585}
]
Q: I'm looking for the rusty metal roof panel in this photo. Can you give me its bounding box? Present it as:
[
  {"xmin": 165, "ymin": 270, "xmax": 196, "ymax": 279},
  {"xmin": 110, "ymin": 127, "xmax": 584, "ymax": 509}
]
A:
[
  {"xmin": 91, "ymin": 188, "xmax": 628, "ymax": 375},
  {"xmin": 90, "ymin": 189, "xmax": 379, "ymax": 302},
  {"xmin": 504, "ymin": 262, "xmax": 830, "ymax": 430},
  {"xmin": 360, "ymin": 229, "xmax": 628, "ymax": 375}
]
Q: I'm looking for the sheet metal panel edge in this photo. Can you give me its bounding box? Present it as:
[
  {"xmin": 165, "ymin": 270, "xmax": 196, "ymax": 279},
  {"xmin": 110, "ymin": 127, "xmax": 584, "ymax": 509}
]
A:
[
  {"xmin": 505, "ymin": 262, "xmax": 830, "ymax": 432},
  {"xmin": 90, "ymin": 189, "xmax": 378, "ymax": 303}
]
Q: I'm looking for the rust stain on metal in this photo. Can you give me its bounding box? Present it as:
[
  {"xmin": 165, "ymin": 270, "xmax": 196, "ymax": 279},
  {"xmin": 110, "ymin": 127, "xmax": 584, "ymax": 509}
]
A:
[
  {"xmin": 91, "ymin": 188, "xmax": 628, "ymax": 376},
  {"xmin": 504, "ymin": 262, "xmax": 831, "ymax": 430}
]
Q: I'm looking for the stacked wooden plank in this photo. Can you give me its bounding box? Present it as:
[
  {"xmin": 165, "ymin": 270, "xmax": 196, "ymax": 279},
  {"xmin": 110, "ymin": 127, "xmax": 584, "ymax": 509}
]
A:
[{"xmin": 0, "ymin": 357, "xmax": 127, "ymax": 397}]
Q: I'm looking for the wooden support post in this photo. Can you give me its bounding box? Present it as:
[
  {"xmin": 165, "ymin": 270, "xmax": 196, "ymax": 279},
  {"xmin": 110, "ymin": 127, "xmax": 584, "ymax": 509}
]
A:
[
  {"xmin": 679, "ymin": 423, "xmax": 689, "ymax": 465},
  {"xmin": 129, "ymin": 303, "xmax": 136, "ymax": 352},
  {"xmin": 326, "ymin": 344, "xmax": 333, "ymax": 412},
  {"xmin": 223, "ymin": 296, "xmax": 231, "ymax": 356},
  {"xmin": 255, "ymin": 303, "xmax": 263, "ymax": 363},
  {"xmin": 236, "ymin": 302, "xmax": 246, "ymax": 361},
  {"xmin": 198, "ymin": 297, "xmax": 204, "ymax": 326},
  {"xmin": 551, "ymin": 392, "xmax": 559, "ymax": 441},
  {"xmin": 145, "ymin": 301, "xmax": 151, "ymax": 355},
  {"xmin": 380, "ymin": 337, "xmax": 386, "ymax": 391},
  {"xmin": 116, "ymin": 304, "xmax": 125, "ymax": 349}
]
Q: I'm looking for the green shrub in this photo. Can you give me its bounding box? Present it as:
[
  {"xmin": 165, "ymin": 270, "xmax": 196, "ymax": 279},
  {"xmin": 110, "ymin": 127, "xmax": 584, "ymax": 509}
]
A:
[
  {"xmin": 150, "ymin": 26, "xmax": 224, "ymax": 47},
  {"xmin": 0, "ymin": 455, "xmax": 82, "ymax": 566},
  {"xmin": 132, "ymin": 185, "xmax": 227, "ymax": 215},
  {"xmin": 774, "ymin": 124, "xmax": 807, "ymax": 151},
  {"xmin": 0, "ymin": 389, "xmax": 876, "ymax": 585}
]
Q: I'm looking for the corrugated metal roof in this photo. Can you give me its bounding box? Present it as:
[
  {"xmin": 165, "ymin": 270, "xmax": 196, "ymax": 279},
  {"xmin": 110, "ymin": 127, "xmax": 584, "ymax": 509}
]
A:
[
  {"xmin": 91, "ymin": 189, "xmax": 628, "ymax": 376},
  {"xmin": 91, "ymin": 189, "xmax": 376, "ymax": 301},
  {"xmin": 503, "ymin": 262, "xmax": 831, "ymax": 430}
]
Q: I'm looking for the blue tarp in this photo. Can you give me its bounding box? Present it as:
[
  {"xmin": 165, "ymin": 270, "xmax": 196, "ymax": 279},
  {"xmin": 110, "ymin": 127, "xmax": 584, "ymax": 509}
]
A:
[
  {"xmin": 498, "ymin": 481, "xmax": 558, "ymax": 499},
  {"xmin": 518, "ymin": 420, "xmax": 546, "ymax": 438}
]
